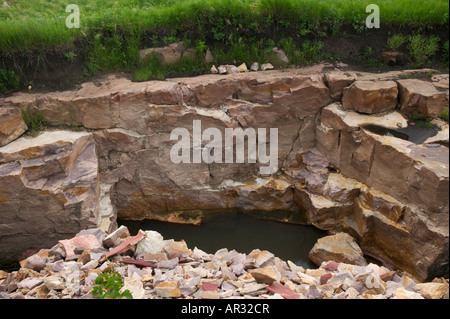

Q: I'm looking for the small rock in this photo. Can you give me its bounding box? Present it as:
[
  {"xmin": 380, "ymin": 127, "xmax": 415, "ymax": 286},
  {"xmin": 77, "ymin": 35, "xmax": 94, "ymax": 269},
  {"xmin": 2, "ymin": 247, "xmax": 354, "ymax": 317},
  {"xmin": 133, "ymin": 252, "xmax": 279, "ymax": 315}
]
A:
[
  {"xmin": 345, "ymin": 287, "xmax": 360, "ymax": 298},
  {"xmin": 250, "ymin": 62, "xmax": 259, "ymax": 71},
  {"xmin": 320, "ymin": 273, "xmax": 333, "ymax": 285},
  {"xmin": 414, "ymin": 282, "xmax": 449, "ymax": 299},
  {"xmin": 322, "ymin": 261, "xmax": 339, "ymax": 271},
  {"xmin": 103, "ymin": 225, "xmax": 130, "ymax": 248},
  {"xmin": 44, "ymin": 276, "xmax": 65, "ymax": 290},
  {"xmin": 218, "ymin": 65, "xmax": 227, "ymax": 74},
  {"xmin": 143, "ymin": 252, "xmax": 168, "ymax": 262},
  {"xmin": 250, "ymin": 268, "xmax": 279, "ymax": 285},
  {"xmin": 237, "ymin": 63, "xmax": 248, "ymax": 72},
  {"xmin": 17, "ymin": 277, "xmax": 44, "ymax": 290},
  {"xmin": 380, "ymin": 270, "xmax": 396, "ymax": 282},
  {"xmin": 211, "ymin": 65, "xmax": 219, "ymax": 74},
  {"xmin": 120, "ymin": 277, "xmax": 145, "ymax": 299},
  {"xmin": 157, "ymin": 257, "xmax": 179, "ymax": 269},
  {"xmin": 267, "ymin": 282, "xmax": 301, "ymax": 299},
  {"xmin": 155, "ymin": 281, "xmax": 181, "ymax": 298},
  {"xmin": 260, "ymin": 63, "xmax": 274, "ymax": 71},
  {"xmin": 328, "ymin": 270, "xmax": 353, "ymax": 284},
  {"xmin": 226, "ymin": 65, "xmax": 240, "ymax": 74},
  {"xmin": 76, "ymin": 228, "xmax": 106, "ymax": 244},
  {"xmin": 393, "ymin": 287, "xmax": 424, "ymax": 299},
  {"xmin": 59, "ymin": 235, "xmax": 102, "ymax": 259},
  {"xmin": 163, "ymin": 240, "xmax": 190, "ymax": 259},
  {"xmin": 202, "ymin": 282, "xmax": 219, "ymax": 291},
  {"xmin": 134, "ymin": 231, "xmax": 164, "ymax": 256},
  {"xmin": 254, "ymin": 251, "xmax": 275, "ymax": 268},
  {"xmin": 81, "ymin": 260, "xmax": 98, "ymax": 272}
]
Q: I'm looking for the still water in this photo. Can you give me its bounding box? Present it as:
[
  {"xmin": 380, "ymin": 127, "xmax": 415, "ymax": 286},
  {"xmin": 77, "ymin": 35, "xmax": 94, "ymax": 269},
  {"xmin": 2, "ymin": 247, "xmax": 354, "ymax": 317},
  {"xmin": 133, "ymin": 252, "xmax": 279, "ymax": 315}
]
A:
[{"xmin": 120, "ymin": 212, "xmax": 326, "ymax": 269}]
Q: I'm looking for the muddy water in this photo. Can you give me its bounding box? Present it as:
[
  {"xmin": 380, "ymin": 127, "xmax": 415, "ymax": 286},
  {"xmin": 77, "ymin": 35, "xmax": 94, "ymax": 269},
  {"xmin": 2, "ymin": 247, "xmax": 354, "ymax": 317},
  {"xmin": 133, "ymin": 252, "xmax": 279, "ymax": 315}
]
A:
[
  {"xmin": 362, "ymin": 123, "xmax": 439, "ymax": 144},
  {"xmin": 120, "ymin": 212, "xmax": 327, "ymax": 269}
]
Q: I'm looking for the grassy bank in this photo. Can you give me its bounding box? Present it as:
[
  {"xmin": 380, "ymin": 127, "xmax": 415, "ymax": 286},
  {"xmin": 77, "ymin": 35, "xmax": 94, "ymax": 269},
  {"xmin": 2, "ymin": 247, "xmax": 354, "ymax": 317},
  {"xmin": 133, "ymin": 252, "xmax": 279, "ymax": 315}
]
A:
[{"xmin": 0, "ymin": 0, "xmax": 449, "ymax": 94}]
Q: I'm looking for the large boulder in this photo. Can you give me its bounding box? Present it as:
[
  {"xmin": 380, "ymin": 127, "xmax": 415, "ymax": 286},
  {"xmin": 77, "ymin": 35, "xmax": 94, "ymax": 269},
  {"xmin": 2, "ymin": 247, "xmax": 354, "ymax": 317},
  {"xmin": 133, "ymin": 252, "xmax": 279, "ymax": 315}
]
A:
[
  {"xmin": 397, "ymin": 79, "xmax": 448, "ymax": 118},
  {"xmin": 309, "ymin": 232, "xmax": 367, "ymax": 266},
  {"xmin": 0, "ymin": 107, "xmax": 28, "ymax": 146},
  {"xmin": 0, "ymin": 131, "xmax": 101, "ymax": 266},
  {"xmin": 342, "ymin": 80, "xmax": 398, "ymax": 114}
]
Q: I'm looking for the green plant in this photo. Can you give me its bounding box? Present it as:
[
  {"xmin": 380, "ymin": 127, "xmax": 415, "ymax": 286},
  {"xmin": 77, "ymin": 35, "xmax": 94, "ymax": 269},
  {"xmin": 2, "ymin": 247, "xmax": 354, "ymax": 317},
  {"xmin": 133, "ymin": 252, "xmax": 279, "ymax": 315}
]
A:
[
  {"xmin": 21, "ymin": 109, "xmax": 48, "ymax": 135},
  {"xmin": 357, "ymin": 46, "xmax": 383, "ymax": 68},
  {"xmin": 443, "ymin": 40, "xmax": 449, "ymax": 68},
  {"xmin": 64, "ymin": 51, "xmax": 77, "ymax": 63},
  {"xmin": 195, "ymin": 40, "xmax": 208, "ymax": 54},
  {"xmin": 387, "ymin": 34, "xmax": 407, "ymax": 51},
  {"xmin": 441, "ymin": 108, "xmax": 449, "ymax": 122},
  {"xmin": 92, "ymin": 270, "xmax": 133, "ymax": 299},
  {"xmin": 0, "ymin": 68, "xmax": 20, "ymax": 94},
  {"xmin": 407, "ymin": 34, "xmax": 440, "ymax": 68}
]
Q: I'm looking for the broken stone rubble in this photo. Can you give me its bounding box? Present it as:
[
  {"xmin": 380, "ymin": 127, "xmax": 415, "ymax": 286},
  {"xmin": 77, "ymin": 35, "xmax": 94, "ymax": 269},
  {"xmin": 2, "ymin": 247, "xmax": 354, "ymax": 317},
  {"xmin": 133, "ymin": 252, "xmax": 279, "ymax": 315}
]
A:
[{"xmin": 0, "ymin": 227, "xmax": 447, "ymax": 300}]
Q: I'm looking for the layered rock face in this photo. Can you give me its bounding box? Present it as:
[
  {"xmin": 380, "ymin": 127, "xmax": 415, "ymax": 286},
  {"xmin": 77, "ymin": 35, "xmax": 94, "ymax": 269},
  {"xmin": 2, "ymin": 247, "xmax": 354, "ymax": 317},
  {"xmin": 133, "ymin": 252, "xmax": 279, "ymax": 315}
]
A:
[
  {"xmin": 0, "ymin": 131, "xmax": 104, "ymax": 266},
  {"xmin": 1, "ymin": 67, "xmax": 449, "ymax": 281}
]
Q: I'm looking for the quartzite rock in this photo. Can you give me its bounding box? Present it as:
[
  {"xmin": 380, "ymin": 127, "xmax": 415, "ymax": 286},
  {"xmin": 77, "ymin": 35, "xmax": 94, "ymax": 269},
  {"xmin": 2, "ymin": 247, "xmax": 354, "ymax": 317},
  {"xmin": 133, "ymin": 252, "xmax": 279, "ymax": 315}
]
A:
[
  {"xmin": 0, "ymin": 107, "xmax": 28, "ymax": 147},
  {"xmin": 342, "ymin": 80, "xmax": 398, "ymax": 114},
  {"xmin": 309, "ymin": 232, "xmax": 368, "ymax": 266},
  {"xmin": 0, "ymin": 131, "xmax": 101, "ymax": 267},
  {"xmin": 397, "ymin": 78, "xmax": 448, "ymax": 118}
]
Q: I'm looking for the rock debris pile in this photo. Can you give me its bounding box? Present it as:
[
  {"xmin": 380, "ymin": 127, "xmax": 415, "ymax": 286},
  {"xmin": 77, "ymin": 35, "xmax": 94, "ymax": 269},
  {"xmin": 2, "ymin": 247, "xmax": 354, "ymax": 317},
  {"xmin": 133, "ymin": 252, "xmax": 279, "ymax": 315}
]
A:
[{"xmin": 0, "ymin": 226, "xmax": 448, "ymax": 300}]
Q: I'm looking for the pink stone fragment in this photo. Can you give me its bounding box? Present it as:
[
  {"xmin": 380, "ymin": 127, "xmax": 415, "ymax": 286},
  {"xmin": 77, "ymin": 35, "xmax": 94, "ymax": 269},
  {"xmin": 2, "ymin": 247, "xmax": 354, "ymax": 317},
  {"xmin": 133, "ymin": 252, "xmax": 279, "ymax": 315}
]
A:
[
  {"xmin": 59, "ymin": 234, "xmax": 101, "ymax": 258},
  {"xmin": 320, "ymin": 273, "xmax": 333, "ymax": 285},
  {"xmin": 202, "ymin": 282, "xmax": 219, "ymax": 291},
  {"xmin": 266, "ymin": 283, "xmax": 301, "ymax": 299},
  {"xmin": 323, "ymin": 261, "xmax": 339, "ymax": 271}
]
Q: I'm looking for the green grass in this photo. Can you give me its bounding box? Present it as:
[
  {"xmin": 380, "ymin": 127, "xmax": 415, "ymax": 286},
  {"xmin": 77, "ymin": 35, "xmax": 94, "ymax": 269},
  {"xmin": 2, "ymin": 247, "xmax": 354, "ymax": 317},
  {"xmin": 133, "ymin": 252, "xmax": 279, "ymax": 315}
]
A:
[
  {"xmin": 0, "ymin": 0, "xmax": 448, "ymax": 54},
  {"xmin": 408, "ymin": 34, "xmax": 441, "ymax": 68},
  {"xmin": 441, "ymin": 108, "xmax": 449, "ymax": 122},
  {"xmin": 21, "ymin": 109, "xmax": 48, "ymax": 136},
  {"xmin": 387, "ymin": 34, "xmax": 408, "ymax": 51},
  {"xmin": 0, "ymin": 0, "xmax": 448, "ymax": 91},
  {"xmin": 0, "ymin": 68, "xmax": 19, "ymax": 94}
]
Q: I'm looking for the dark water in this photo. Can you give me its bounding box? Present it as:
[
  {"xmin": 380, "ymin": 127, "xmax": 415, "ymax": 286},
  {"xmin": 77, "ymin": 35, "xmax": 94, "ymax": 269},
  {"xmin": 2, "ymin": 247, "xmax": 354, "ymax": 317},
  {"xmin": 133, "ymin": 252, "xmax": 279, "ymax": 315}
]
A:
[
  {"xmin": 120, "ymin": 212, "xmax": 326, "ymax": 269},
  {"xmin": 362, "ymin": 123, "xmax": 439, "ymax": 144}
]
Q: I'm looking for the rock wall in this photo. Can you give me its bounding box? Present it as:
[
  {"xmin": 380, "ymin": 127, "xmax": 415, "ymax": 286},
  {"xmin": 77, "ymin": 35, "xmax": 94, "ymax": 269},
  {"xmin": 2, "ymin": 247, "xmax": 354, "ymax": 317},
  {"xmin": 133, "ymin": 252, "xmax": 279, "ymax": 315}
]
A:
[{"xmin": 0, "ymin": 67, "xmax": 448, "ymax": 281}]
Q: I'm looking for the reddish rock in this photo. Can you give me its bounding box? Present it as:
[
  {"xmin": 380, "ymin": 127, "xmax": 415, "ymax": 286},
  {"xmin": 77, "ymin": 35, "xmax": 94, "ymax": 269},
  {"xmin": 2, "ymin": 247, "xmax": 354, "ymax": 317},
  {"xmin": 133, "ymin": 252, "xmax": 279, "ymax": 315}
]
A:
[
  {"xmin": 323, "ymin": 261, "xmax": 340, "ymax": 271},
  {"xmin": 320, "ymin": 273, "xmax": 333, "ymax": 285},
  {"xmin": 59, "ymin": 235, "xmax": 101, "ymax": 259},
  {"xmin": 266, "ymin": 282, "xmax": 301, "ymax": 299},
  {"xmin": 342, "ymin": 80, "xmax": 398, "ymax": 114},
  {"xmin": 397, "ymin": 78, "xmax": 448, "ymax": 118},
  {"xmin": 0, "ymin": 107, "xmax": 28, "ymax": 147},
  {"xmin": 202, "ymin": 282, "xmax": 219, "ymax": 291}
]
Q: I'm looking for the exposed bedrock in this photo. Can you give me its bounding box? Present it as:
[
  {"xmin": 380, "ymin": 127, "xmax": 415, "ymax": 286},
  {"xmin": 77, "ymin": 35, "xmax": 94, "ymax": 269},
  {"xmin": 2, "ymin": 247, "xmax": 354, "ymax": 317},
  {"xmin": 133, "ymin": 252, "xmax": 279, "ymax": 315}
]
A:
[{"xmin": 0, "ymin": 68, "xmax": 448, "ymax": 281}]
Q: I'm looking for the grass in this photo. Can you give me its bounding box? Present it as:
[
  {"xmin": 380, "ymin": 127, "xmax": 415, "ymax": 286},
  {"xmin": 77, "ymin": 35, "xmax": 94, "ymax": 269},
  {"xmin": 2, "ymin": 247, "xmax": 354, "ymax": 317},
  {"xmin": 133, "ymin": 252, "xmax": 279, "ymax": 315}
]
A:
[
  {"xmin": 387, "ymin": 34, "xmax": 408, "ymax": 51},
  {"xmin": 0, "ymin": 0, "xmax": 448, "ymax": 90},
  {"xmin": 21, "ymin": 109, "xmax": 48, "ymax": 136},
  {"xmin": 407, "ymin": 34, "xmax": 441, "ymax": 68},
  {"xmin": 441, "ymin": 108, "xmax": 449, "ymax": 122},
  {"xmin": 0, "ymin": 0, "xmax": 448, "ymax": 54},
  {"xmin": 0, "ymin": 68, "xmax": 19, "ymax": 94}
]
